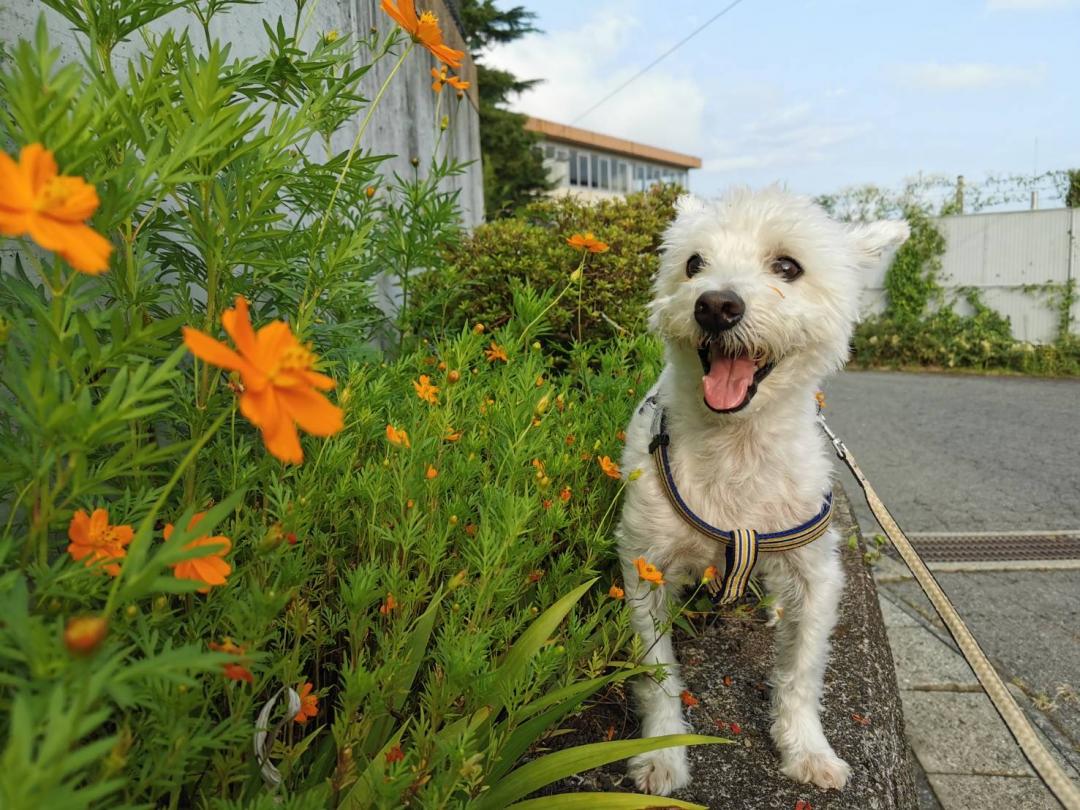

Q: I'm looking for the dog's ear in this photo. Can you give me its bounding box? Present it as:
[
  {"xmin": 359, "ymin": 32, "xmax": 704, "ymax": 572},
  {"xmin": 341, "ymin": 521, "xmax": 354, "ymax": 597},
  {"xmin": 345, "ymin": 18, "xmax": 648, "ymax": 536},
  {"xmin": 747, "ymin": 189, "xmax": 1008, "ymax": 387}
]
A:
[
  {"xmin": 674, "ymin": 193, "xmax": 706, "ymax": 217},
  {"xmin": 848, "ymin": 220, "xmax": 910, "ymax": 267}
]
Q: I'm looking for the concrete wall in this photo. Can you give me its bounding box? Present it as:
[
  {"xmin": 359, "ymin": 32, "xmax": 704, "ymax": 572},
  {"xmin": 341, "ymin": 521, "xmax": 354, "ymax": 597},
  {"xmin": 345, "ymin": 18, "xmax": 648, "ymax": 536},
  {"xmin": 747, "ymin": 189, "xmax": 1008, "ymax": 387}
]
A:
[
  {"xmin": 861, "ymin": 208, "xmax": 1080, "ymax": 343},
  {"xmin": 0, "ymin": 0, "xmax": 484, "ymax": 226}
]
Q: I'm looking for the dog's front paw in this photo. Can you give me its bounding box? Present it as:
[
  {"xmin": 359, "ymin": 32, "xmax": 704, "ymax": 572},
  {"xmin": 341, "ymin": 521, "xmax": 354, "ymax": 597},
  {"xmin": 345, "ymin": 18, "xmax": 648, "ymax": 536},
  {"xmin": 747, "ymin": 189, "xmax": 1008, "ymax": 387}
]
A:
[
  {"xmin": 627, "ymin": 746, "xmax": 691, "ymax": 795},
  {"xmin": 780, "ymin": 749, "xmax": 851, "ymax": 790}
]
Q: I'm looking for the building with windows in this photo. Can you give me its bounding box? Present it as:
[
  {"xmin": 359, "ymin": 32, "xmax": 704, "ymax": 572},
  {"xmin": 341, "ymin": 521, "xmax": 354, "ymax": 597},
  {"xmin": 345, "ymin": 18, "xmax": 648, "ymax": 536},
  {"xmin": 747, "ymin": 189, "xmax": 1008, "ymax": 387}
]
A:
[{"xmin": 525, "ymin": 116, "xmax": 701, "ymax": 201}]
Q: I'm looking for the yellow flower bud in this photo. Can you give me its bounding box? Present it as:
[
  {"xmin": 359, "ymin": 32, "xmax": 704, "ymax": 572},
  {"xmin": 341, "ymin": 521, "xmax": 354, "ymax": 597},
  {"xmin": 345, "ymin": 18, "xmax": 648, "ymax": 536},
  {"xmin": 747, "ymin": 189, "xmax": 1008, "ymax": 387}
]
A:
[{"xmin": 628, "ymin": 468, "xmax": 644, "ymax": 481}]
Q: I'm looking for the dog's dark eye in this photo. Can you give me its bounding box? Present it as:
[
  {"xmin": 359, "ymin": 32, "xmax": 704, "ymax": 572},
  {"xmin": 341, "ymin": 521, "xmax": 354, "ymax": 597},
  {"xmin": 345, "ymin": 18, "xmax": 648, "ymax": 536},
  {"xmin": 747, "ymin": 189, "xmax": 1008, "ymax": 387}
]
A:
[
  {"xmin": 686, "ymin": 253, "xmax": 705, "ymax": 277},
  {"xmin": 770, "ymin": 256, "xmax": 803, "ymax": 281}
]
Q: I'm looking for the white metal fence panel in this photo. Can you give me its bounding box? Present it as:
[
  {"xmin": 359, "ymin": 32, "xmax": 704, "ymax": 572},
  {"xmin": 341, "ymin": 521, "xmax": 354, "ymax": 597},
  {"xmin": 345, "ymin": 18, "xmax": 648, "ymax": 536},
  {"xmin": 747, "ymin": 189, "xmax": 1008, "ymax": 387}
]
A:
[{"xmin": 861, "ymin": 208, "xmax": 1078, "ymax": 343}]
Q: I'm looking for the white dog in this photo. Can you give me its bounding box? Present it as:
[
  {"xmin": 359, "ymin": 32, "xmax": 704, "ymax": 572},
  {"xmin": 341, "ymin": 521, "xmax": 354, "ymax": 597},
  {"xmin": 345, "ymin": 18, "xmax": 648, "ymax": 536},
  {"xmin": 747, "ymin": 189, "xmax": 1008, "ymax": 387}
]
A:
[{"xmin": 616, "ymin": 187, "xmax": 908, "ymax": 796}]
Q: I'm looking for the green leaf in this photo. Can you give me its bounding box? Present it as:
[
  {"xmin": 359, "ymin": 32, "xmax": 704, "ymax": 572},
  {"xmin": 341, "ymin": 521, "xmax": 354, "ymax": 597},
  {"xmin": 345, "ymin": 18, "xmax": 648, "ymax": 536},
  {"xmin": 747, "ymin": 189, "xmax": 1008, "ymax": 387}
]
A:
[
  {"xmin": 488, "ymin": 578, "xmax": 597, "ymax": 716},
  {"xmin": 474, "ymin": 735, "xmax": 728, "ymax": 810},
  {"xmin": 362, "ymin": 590, "xmax": 444, "ymax": 757},
  {"xmin": 489, "ymin": 667, "xmax": 651, "ymax": 783}
]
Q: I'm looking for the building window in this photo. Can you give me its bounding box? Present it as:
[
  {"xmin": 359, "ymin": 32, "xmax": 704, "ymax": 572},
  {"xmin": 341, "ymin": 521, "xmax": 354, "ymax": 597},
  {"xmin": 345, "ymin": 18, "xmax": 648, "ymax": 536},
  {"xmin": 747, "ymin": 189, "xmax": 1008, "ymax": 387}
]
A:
[
  {"xmin": 615, "ymin": 161, "xmax": 628, "ymax": 192},
  {"xmin": 599, "ymin": 157, "xmax": 609, "ymax": 189}
]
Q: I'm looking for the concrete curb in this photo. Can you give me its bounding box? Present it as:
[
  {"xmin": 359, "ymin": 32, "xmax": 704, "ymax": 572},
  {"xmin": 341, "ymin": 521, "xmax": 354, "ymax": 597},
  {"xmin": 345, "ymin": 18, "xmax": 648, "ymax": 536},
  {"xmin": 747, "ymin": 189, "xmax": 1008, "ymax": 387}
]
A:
[{"xmin": 545, "ymin": 485, "xmax": 918, "ymax": 808}]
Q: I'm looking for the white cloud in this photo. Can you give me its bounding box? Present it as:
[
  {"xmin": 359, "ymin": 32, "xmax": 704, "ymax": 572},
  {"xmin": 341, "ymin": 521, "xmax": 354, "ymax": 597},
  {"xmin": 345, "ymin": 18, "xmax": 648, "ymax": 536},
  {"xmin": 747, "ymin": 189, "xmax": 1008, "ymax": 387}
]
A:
[
  {"xmin": 896, "ymin": 62, "xmax": 1046, "ymax": 91},
  {"xmin": 704, "ymin": 115, "xmax": 873, "ymax": 173},
  {"xmin": 483, "ymin": 7, "xmax": 874, "ymax": 191},
  {"xmin": 482, "ymin": 5, "xmax": 708, "ymax": 157}
]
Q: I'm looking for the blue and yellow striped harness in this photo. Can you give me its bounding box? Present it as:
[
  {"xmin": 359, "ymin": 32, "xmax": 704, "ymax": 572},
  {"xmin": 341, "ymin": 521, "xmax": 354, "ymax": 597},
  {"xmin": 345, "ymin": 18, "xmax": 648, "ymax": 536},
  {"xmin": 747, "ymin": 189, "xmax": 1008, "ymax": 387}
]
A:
[{"xmin": 647, "ymin": 401, "xmax": 834, "ymax": 605}]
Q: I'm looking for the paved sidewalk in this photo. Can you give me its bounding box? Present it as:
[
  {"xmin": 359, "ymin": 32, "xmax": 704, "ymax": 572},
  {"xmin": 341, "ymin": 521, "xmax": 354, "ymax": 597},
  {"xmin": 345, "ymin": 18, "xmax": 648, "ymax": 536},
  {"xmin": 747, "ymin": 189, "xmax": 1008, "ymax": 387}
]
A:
[{"xmin": 874, "ymin": 555, "xmax": 1080, "ymax": 809}]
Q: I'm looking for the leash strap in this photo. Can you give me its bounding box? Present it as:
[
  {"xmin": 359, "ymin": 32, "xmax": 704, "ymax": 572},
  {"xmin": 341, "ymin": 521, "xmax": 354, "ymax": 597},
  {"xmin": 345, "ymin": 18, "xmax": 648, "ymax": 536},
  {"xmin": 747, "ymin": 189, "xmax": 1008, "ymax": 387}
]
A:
[
  {"xmin": 818, "ymin": 413, "xmax": 1080, "ymax": 810},
  {"xmin": 647, "ymin": 403, "xmax": 832, "ymax": 604}
]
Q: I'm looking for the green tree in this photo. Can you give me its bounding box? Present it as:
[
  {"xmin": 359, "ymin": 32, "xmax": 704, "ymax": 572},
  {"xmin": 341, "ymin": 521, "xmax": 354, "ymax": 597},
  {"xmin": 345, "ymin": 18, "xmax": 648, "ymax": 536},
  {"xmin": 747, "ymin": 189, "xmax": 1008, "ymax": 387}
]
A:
[
  {"xmin": 457, "ymin": 1, "xmax": 552, "ymax": 218},
  {"xmin": 1066, "ymin": 169, "xmax": 1080, "ymax": 208}
]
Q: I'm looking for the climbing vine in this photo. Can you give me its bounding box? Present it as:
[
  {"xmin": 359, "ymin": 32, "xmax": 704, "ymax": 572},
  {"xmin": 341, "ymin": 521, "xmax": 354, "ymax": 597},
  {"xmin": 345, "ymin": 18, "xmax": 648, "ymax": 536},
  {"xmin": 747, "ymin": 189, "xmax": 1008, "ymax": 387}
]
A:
[
  {"xmin": 883, "ymin": 206, "xmax": 946, "ymax": 323},
  {"xmin": 1021, "ymin": 279, "xmax": 1077, "ymax": 343}
]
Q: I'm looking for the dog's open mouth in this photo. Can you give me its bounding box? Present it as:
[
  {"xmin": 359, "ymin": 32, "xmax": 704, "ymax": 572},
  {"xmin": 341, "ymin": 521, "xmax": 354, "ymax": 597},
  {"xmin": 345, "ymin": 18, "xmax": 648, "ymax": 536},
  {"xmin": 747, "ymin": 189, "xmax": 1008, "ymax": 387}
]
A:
[{"xmin": 697, "ymin": 339, "xmax": 775, "ymax": 413}]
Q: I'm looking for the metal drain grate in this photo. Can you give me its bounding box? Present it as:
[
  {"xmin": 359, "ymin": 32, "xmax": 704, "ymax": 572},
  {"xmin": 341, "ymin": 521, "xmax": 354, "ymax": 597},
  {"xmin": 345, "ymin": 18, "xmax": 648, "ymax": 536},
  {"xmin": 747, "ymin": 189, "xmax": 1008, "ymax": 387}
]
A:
[{"xmin": 897, "ymin": 531, "xmax": 1080, "ymax": 563}]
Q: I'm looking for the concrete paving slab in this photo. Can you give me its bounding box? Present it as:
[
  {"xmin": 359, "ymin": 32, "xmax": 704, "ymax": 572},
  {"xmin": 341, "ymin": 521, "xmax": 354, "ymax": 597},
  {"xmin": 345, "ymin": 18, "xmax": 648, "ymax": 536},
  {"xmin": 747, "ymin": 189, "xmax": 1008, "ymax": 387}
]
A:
[
  {"xmin": 925, "ymin": 774, "xmax": 1061, "ymax": 810},
  {"xmin": 901, "ymin": 691, "xmax": 1033, "ymax": 776},
  {"xmin": 886, "ymin": 626, "xmax": 978, "ymax": 690},
  {"xmin": 879, "ymin": 594, "xmax": 921, "ymax": 628}
]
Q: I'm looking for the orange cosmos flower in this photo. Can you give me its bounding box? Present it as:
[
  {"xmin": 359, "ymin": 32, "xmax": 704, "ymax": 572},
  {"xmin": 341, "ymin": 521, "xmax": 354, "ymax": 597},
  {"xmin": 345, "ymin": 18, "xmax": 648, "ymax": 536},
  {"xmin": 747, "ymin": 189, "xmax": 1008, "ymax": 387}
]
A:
[
  {"xmin": 209, "ymin": 639, "xmax": 254, "ymax": 683},
  {"xmin": 484, "ymin": 342, "xmax": 508, "ymax": 363},
  {"xmin": 598, "ymin": 455, "xmax": 621, "ymax": 480},
  {"xmin": 64, "ymin": 616, "xmax": 108, "ymax": 657},
  {"xmin": 425, "ymin": 465, "xmax": 438, "ymax": 479},
  {"xmin": 379, "ymin": 592, "xmax": 398, "ymax": 614},
  {"xmin": 164, "ymin": 513, "xmax": 232, "ymax": 593},
  {"xmin": 566, "ymin": 232, "xmax": 609, "ymax": 253},
  {"xmin": 0, "ymin": 143, "xmax": 113, "ymax": 274},
  {"xmin": 443, "ymin": 428, "xmax": 462, "ymax": 442},
  {"xmin": 634, "ymin": 557, "xmax": 665, "ymax": 586},
  {"xmin": 183, "ymin": 296, "xmax": 344, "ymax": 464},
  {"xmin": 703, "ymin": 565, "xmax": 719, "ymax": 582},
  {"xmin": 430, "ymin": 65, "xmax": 448, "ymax": 92},
  {"xmin": 67, "ymin": 508, "xmax": 133, "ymax": 576},
  {"xmin": 447, "ymin": 75, "xmax": 470, "ymax": 91},
  {"xmin": 386, "ymin": 424, "xmax": 411, "ymax": 448},
  {"xmin": 560, "ymin": 486, "xmax": 571, "ymax": 502},
  {"xmin": 680, "ymin": 689, "xmax": 699, "ymax": 708},
  {"xmin": 608, "ymin": 584, "xmax": 624, "ymax": 600},
  {"xmin": 223, "ymin": 663, "xmax": 254, "ymax": 683},
  {"xmin": 386, "ymin": 745, "xmax": 405, "ymax": 764},
  {"xmin": 294, "ymin": 681, "xmax": 318, "ymax": 724},
  {"xmin": 380, "ymin": 0, "xmax": 464, "ymax": 67},
  {"xmin": 414, "ymin": 374, "xmax": 439, "ymax": 404}
]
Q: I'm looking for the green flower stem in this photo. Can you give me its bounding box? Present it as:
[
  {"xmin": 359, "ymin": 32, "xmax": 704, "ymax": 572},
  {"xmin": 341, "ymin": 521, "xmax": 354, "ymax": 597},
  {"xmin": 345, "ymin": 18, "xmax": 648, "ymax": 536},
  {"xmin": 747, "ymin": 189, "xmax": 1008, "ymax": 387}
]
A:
[
  {"xmin": 103, "ymin": 408, "xmax": 230, "ymax": 619},
  {"xmin": 314, "ymin": 39, "xmax": 413, "ymax": 242},
  {"xmin": 518, "ymin": 253, "xmax": 588, "ymax": 347},
  {"xmin": 298, "ymin": 39, "xmax": 415, "ymax": 335}
]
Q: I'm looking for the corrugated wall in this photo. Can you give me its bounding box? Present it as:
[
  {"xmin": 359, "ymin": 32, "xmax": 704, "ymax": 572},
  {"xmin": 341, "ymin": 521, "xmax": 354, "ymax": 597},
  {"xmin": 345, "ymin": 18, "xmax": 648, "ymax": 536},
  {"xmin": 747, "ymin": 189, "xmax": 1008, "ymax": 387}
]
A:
[
  {"xmin": 861, "ymin": 208, "xmax": 1079, "ymax": 343},
  {"xmin": 0, "ymin": 0, "xmax": 484, "ymax": 227}
]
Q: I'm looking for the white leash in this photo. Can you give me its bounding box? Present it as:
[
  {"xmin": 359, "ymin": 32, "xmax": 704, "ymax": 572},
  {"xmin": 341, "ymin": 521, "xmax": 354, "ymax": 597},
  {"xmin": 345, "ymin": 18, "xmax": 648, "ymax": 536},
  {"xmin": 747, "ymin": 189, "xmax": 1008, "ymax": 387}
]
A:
[{"xmin": 819, "ymin": 414, "xmax": 1080, "ymax": 810}]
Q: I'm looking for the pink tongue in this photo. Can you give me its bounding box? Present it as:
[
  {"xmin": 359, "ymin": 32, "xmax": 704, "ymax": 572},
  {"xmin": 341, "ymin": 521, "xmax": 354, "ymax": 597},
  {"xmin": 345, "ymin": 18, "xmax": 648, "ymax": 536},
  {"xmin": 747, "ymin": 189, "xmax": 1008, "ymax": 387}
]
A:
[{"xmin": 703, "ymin": 355, "xmax": 756, "ymax": 411}]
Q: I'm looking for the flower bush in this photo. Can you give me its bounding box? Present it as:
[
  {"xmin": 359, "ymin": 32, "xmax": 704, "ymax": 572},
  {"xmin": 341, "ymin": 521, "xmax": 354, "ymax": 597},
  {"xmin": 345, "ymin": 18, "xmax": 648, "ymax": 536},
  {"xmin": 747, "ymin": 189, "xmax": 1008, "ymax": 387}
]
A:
[
  {"xmin": 413, "ymin": 185, "xmax": 682, "ymax": 344},
  {"xmin": 0, "ymin": 2, "xmax": 720, "ymax": 807}
]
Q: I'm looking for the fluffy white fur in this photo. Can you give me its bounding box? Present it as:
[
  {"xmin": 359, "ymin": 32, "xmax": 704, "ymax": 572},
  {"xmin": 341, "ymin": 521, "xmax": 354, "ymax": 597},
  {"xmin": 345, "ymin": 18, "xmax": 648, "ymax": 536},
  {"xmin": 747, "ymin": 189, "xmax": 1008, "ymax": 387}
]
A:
[{"xmin": 616, "ymin": 187, "xmax": 908, "ymax": 796}]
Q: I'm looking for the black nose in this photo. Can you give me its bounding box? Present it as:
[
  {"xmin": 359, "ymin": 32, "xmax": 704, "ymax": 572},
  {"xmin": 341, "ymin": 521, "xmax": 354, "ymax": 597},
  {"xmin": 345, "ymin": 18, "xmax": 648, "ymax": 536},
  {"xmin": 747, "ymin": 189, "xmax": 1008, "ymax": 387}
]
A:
[{"xmin": 694, "ymin": 290, "xmax": 745, "ymax": 334}]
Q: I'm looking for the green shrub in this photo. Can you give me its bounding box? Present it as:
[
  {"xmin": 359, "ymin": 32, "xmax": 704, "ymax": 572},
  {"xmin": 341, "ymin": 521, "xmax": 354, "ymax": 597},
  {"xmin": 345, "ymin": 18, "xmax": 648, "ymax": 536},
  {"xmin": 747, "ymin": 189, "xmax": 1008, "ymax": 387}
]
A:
[
  {"xmin": 413, "ymin": 185, "xmax": 682, "ymax": 343},
  {"xmin": 852, "ymin": 298, "xmax": 1080, "ymax": 376}
]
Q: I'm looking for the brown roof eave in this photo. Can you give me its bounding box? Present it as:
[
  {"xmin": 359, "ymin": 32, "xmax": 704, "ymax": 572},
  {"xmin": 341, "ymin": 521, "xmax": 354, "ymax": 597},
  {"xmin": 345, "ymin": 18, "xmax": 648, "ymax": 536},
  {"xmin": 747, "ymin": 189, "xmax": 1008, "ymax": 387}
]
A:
[{"xmin": 524, "ymin": 116, "xmax": 702, "ymax": 169}]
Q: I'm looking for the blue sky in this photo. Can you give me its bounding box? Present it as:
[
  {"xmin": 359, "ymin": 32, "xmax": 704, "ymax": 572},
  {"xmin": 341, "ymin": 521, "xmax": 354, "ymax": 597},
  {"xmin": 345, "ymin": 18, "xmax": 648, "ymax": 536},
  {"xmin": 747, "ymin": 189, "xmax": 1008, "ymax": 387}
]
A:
[{"xmin": 484, "ymin": 0, "xmax": 1079, "ymax": 207}]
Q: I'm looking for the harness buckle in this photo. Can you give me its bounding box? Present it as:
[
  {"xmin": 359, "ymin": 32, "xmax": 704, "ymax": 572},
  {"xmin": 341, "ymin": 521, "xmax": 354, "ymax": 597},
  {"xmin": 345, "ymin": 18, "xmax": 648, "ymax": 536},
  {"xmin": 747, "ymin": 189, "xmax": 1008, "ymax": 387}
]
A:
[{"xmin": 648, "ymin": 433, "xmax": 670, "ymax": 455}]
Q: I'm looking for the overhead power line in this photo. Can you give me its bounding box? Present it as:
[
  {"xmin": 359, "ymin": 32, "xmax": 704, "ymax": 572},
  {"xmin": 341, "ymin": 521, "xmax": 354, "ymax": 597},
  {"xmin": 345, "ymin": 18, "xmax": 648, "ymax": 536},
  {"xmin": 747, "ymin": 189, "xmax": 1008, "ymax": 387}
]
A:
[{"xmin": 570, "ymin": 0, "xmax": 750, "ymax": 125}]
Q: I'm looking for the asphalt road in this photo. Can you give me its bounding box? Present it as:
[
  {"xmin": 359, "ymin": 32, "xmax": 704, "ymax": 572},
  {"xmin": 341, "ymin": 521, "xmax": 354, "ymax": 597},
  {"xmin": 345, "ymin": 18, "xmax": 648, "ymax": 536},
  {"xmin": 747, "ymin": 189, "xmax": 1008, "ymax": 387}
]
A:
[
  {"xmin": 822, "ymin": 370, "xmax": 1080, "ymax": 535},
  {"xmin": 822, "ymin": 369, "xmax": 1080, "ymax": 784}
]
